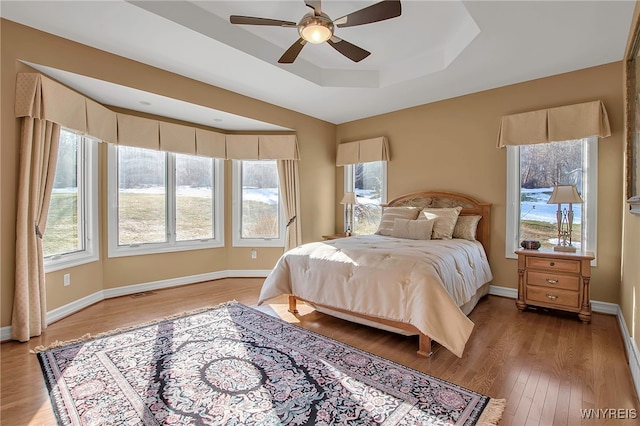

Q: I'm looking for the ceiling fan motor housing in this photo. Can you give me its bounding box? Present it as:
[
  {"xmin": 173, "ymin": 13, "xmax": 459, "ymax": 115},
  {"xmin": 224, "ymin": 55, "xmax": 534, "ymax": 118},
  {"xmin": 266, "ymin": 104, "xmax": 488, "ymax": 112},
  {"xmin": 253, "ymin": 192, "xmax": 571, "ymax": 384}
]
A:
[{"xmin": 298, "ymin": 13, "xmax": 334, "ymax": 43}]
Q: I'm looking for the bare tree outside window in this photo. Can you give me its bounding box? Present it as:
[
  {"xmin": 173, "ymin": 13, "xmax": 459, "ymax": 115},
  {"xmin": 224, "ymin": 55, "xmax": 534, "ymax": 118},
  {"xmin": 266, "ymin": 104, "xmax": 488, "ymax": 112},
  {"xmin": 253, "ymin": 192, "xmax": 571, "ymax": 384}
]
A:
[
  {"xmin": 241, "ymin": 160, "xmax": 280, "ymax": 239},
  {"xmin": 43, "ymin": 130, "xmax": 82, "ymax": 257},
  {"xmin": 519, "ymin": 140, "xmax": 583, "ymax": 249},
  {"xmin": 353, "ymin": 162, "xmax": 384, "ymax": 234}
]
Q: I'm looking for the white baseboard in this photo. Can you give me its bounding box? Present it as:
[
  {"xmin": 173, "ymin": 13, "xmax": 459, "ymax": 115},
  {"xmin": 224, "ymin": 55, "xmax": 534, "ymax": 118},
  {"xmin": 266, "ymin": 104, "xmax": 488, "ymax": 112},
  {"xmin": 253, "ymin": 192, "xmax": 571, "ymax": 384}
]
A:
[
  {"xmin": 0, "ymin": 269, "xmax": 271, "ymax": 342},
  {"xmin": 47, "ymin": 291, "xmax": 105, "ymax": 324},
  {"xmin": 226, "ymin": 269, "xmax": 273, "ymax": 278},
  {"xmin": 104, "ymin": 271, "xmax": 226, "ymax": 299},
  {"xmin": 591, "ymin": 300, "xmax": 620, "ymax": 315},
  {"xmin": 0, "ymin": 325, "xmax": 12, "ymax": 342},
  {"xmin": 616, "ymin": 305, "xmax": 640, "ymax": 399},
  {"xmin": 488, "ymin": 285, "xmax": 518, "ymax": 299}
]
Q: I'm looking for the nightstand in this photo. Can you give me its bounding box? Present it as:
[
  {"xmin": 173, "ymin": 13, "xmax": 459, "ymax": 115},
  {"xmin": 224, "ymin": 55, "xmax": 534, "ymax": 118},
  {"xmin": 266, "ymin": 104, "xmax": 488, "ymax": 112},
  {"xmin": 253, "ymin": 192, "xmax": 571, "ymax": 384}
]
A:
[
  {"xmin": 515, "ymin": 249, "xmax": 594, "ymax": 323},
  {"xmin": 321, "ymin": 233, "xmax": 351, "ymax": 240}
]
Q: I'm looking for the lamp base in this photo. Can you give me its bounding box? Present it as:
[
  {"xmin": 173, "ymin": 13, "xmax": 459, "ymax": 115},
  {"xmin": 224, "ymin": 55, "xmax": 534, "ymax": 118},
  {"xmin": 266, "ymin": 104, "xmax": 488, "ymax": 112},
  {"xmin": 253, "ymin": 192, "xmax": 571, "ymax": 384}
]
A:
[{"xmin": 554, "ymin": 245, "xmax": 577, "ymax": 252}]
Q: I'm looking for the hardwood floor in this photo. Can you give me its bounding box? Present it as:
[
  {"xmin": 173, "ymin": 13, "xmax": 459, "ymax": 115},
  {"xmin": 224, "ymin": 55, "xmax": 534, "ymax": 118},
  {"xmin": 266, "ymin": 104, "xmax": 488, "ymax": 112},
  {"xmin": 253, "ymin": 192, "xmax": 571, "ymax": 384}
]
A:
[{"xmin": 1, "ymin": 278, "xmax": 638, "ymax": 425}]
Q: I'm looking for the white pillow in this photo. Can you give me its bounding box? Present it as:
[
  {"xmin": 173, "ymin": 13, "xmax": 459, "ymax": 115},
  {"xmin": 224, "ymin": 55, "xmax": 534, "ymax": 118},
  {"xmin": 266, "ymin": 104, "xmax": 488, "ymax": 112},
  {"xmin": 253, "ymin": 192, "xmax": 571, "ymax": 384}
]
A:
[
  {"xmin": 375, "ymin": 207, "xmax": 420, "ymax": 236},
  {"xmin": 453, "ymin": 215, "xmax": 482, "ymax": 241},
  {"xmin": 391, "ymin": 218, "xmax": 434, "ymax": 240},
  {"xmin": 419, "ymin": 206, "xmax": 463, "ymax": 239}
]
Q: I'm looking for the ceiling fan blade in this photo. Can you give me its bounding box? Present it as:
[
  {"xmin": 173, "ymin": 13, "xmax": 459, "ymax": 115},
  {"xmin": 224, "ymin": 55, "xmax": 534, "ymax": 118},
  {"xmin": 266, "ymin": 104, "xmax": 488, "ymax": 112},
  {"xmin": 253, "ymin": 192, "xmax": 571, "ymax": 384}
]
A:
[
  {"xmin": 279, "ymin": 38, "xmax": 307, "ymax": 63},
  {"xmin": 305, "ymin": 0, "xmax": 322, "ymax": 16},
  {"xmin": 230, "ymin": 16, "xmax": 297, "ymax": 27},
  {"xmin": 334, "ymin": 0, "xmax": 401, "ymax": 28},
  {"xmin": 328, "ymin": 37, "xmax": 370, "ymax": 63}
]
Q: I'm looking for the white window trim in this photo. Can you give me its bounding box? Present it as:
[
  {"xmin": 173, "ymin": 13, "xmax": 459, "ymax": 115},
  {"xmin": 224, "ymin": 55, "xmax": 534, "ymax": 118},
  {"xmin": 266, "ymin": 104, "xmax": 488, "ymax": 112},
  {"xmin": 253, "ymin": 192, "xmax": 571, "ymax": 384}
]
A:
[
  {"xmin": 44, "ymin": 135, "xmax": 99, "ymax": 272},
  {"xmin": 232, "ymin": 160, "xmax": 285, "ymax": 248},
  {"xmin": 344, "ymin": 161, "xmax": 388, "ymax": 232},
  {"xmin": 505, "ymin": 137, "xmax": 597, "ymax": 264},
  {"xmin": 107, "ymin": 145, "xmax": 224, "ymax": 257}
]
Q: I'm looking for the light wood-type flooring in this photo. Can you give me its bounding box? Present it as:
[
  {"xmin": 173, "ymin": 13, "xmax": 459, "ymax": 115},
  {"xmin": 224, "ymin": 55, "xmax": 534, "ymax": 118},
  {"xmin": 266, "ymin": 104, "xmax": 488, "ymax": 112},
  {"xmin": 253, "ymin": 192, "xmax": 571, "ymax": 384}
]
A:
[{"xmin": 1, "ymin": 278, "xmax": 638, "ymax": 425}]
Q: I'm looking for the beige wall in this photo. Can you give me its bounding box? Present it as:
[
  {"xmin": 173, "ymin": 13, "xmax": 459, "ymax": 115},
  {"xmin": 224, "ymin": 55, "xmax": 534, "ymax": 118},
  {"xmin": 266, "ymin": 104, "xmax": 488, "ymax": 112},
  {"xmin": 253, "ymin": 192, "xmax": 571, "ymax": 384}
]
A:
[
  {"xmin": 1, "ymin": 17, "xmax": 634, "ymax": 334},
  {"xmin": 0, "ymin": 20, "xmax": 337, "ymax": 327},
  {"xmin": 621, "ymin": 2, "xmax": 640, "ymax": 350},
  {"xmin": 336, "ymin": 62, "xmax": 625, "ymax": 303}
]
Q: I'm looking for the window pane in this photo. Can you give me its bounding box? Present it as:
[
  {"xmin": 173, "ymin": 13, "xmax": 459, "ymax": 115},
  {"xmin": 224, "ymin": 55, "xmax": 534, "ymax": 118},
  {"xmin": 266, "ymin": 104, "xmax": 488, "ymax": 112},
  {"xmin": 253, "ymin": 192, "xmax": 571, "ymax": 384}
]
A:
[
  {"xmin": 175, "ymin": 154, "xmax": 214, "ymax": 241},
  {"xmin": 354, "ymin": 162, "xmax": 383, "ymax": 234},
  {"xmin": 241, "ymin": 160, "xmax": 279, "ymax": 239},
  {"xmin": 519, "ymin": 140, "xmax": 583, "ymax": 249},
  {"xmin": 117, "ymin": 146, "xmax": 167, "ymax": 245},
  {"xmin": 44, "ymin": 130, "xmax": 82, "ymax": 257}
]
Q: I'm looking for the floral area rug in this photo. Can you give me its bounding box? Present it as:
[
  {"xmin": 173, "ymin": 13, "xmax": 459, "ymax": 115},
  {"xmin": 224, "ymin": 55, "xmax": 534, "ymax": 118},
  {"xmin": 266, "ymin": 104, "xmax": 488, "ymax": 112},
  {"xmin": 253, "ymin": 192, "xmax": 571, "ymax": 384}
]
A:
[{"xmin": 37, "ymin": 301, "xmax": 505, "ymax": 425}]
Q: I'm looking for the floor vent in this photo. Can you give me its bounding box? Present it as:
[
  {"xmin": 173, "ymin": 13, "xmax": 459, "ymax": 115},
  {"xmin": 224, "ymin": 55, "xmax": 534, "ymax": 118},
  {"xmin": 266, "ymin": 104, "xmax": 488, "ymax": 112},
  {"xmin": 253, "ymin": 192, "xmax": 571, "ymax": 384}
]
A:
[{"xmin": 131, "ymin": 291, "xmax": 156, "ymax": 298}]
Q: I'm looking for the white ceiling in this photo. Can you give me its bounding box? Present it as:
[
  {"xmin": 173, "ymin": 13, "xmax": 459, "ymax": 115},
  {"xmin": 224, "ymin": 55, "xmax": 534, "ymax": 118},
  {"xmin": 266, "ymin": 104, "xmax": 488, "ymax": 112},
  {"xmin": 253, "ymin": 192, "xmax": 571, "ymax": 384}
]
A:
[{"xmin": 1, "ymin": 1, "xmax": 636, "ymax": 131}]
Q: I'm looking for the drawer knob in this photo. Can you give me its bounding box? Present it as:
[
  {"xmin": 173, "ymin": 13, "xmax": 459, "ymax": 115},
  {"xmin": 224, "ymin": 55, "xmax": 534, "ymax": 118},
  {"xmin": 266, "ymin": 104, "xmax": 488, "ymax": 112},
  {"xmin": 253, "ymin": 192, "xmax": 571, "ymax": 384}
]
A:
[
  {"xmin": 546, "ymin": 278, "xmax": 559, "ymax": 284},
  {"xmin": 549, "ymin": 262, "xmax": 555, "ymax": 267},
  {"xmin": 546, "ymin": 294, "xmax": 558, "ymax": 301}
]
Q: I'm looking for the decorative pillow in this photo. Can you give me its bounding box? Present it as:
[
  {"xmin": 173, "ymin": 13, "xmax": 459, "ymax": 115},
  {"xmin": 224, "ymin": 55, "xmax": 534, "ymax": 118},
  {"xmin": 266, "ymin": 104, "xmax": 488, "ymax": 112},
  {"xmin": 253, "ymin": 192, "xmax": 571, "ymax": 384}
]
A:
[
  {"xmin": 453, "ymin": 215, "xmax": 482, "ymax": 241},
  {"xmin": 391, "ymin": 218, "xmax": 434, "ymax": 240},
  {"xmin": 375, "ymin": 207, "xmax": 420, "ymax": 236},
  {"xmin": 419, "ymin": 206, "xmax": 463, "ymax": 239}
]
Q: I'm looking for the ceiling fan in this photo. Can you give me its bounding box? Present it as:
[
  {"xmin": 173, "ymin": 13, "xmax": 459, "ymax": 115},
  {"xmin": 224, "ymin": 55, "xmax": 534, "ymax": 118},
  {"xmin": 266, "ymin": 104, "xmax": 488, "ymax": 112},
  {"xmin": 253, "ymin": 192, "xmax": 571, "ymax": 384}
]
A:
[{"xmin": 229, "ymin": 0, "xmax": 402, "ymax": 64}]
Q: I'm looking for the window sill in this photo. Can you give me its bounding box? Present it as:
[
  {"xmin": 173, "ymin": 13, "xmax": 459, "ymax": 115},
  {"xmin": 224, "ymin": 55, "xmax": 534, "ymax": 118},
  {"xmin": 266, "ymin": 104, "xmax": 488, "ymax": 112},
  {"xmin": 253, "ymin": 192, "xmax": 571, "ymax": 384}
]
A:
[
  {"xmin": 45, "ymin": 252, "xmax": 99, "ymax": 273},
  {"xmin": 232, "ymin": 239, "xmax": 285, "ymax": 248},
  {"xmin": 108, "ymin": 240, "xmax": 224, "ymax": 258}
]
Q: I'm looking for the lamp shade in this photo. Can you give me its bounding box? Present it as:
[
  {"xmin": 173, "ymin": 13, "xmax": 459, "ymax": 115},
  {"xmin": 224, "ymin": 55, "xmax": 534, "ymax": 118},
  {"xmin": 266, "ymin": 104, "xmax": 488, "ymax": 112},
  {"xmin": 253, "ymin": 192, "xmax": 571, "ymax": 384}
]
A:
[
  {"xmin": 340, "ymin": 192, "xmax": 357, "ymax": 205},
  {"xmin": 547, "ymin": 185, "xmax": 583, "ymax": 204}
]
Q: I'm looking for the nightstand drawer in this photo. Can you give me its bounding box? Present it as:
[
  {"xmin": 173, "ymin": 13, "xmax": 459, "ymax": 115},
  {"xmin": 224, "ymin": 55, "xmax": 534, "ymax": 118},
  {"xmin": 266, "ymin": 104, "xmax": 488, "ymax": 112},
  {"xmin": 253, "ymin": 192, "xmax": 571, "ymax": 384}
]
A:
[
  {"xmin": 526, "ymin": 271, "xmax": 580, "ymax": 291},
  {"xmin": 526, "ymin": 285, "xmax": 580, "ymax": 309},
  {"xmin": 526, "ymin": 257, "xmax": 580, "ymax": 274}
]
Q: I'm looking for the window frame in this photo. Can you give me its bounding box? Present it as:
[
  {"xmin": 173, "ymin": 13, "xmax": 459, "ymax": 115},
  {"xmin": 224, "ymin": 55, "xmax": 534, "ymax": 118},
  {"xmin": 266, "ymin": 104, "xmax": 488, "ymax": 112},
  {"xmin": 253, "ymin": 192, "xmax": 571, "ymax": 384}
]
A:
[
  {"xmin": 107, "ymin": 145, "xmax": 224, "ymax": 257},
  {"xmin": 505, "ymin": 136, "xmax": 597, "ymax": 262},
  {"xmin": 44, "ymin": 130, "xmax": 99, "ymax": 272},
  {"xmin": 344, "ymin": 161, "xmax": 388, "ymax": 234},
  {"xmin": 231, "ymin": 159, "xmax": 285, "ymax": 248}
]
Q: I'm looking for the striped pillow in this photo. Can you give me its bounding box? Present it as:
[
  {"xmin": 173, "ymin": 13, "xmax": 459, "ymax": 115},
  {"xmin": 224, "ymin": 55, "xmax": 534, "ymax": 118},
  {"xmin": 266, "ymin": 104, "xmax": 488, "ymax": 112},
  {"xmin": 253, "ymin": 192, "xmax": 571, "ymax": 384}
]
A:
[{"xmin": 375, "ymin": 207, "xmax": 420, "ymax": 236}]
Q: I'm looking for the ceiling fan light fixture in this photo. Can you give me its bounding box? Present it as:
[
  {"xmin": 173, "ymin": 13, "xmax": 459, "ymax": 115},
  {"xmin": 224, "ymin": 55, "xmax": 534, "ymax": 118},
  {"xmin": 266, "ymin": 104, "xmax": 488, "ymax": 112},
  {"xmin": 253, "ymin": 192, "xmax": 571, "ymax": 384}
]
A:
[
  {"xmin": 230, "ymin": 0, "xmax": 403, "ymax": 64},
  {"xmin": 299, "ymin": 16, "xmax": 333, "ymax": 44}
]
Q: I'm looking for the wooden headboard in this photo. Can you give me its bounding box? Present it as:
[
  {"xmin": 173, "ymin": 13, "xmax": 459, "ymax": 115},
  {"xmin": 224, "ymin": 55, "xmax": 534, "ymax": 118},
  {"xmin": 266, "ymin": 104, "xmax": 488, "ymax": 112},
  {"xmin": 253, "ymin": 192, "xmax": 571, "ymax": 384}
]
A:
[{"xmin": 384, "ymin": 191, "xmax": 492, "ymax": 258}]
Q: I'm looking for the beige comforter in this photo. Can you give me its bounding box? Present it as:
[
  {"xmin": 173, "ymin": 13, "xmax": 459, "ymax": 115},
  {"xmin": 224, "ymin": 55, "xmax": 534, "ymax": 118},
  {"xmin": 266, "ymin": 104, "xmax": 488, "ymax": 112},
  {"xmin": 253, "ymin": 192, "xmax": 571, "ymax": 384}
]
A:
[{"xmin": 259, "ymin": 235, "xmax": 493, "ymax": 358}]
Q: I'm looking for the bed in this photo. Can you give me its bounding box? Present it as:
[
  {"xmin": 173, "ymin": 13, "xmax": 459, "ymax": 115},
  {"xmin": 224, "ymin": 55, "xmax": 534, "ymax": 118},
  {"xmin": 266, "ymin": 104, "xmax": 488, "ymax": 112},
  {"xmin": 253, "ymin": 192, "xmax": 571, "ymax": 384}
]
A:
[{"xmin": 258, "ymin": 191, "xmax": 493, "ymax": 358}]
